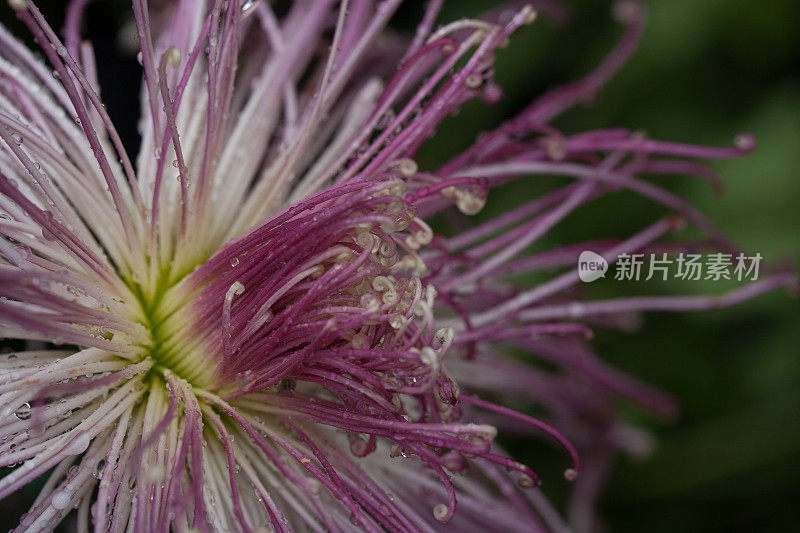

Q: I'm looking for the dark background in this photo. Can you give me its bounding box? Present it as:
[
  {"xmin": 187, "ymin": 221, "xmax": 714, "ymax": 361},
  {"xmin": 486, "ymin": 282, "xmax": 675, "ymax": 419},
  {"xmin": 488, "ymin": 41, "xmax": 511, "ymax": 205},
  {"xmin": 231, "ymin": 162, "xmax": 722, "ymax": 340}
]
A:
[{"xmin": 1, "ymin": 1, "xmax": 798, "ymax": 531}]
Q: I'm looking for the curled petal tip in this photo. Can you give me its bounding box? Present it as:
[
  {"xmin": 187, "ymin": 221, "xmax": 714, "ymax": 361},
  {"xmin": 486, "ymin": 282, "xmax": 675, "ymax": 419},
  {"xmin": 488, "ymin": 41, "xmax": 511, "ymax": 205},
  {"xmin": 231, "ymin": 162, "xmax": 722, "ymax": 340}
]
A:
[{"xmin": 433, "ymin": 502, "xmax": 452, "ymax": 523}]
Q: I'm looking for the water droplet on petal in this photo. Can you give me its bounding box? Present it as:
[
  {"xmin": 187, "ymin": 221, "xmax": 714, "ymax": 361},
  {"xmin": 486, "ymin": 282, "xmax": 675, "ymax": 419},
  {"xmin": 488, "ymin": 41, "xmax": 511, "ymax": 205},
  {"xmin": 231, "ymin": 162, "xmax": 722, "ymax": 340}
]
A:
[
  {"xmin": 93, "ymin": 458, "xmax": 106, "ymax": 479},
  {"xmin": 734, "ymin": 132, "xmax": 756, "ymax": 151},
  {"xmin": 14, "ymin": 402, "xmax": 31, "ymax": 420},
  {"xmin": 51, "ymin": 491, "xmax": 70, "ymax": 509}
]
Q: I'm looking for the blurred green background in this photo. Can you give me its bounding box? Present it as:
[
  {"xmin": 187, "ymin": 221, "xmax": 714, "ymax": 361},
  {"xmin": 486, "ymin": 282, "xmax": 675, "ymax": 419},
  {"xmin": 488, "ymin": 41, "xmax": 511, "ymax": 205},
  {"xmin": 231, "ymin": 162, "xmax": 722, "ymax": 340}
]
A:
[
  {"xmin": 417, "ymin": 1, "xmax": 800, "ymax": 531},
  {"xmin": 1, "ymin": 0, "xmax": 799, "ymax": 531}
]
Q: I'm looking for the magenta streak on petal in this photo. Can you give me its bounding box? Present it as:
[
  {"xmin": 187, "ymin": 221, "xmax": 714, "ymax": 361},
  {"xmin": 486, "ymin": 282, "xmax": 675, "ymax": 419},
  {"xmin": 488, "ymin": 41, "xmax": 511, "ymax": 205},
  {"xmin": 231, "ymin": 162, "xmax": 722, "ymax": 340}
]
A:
[
  {"xmin": 149, "ymin": 17, "xmax": 212, "ymax": 261},
  {"xmin": 64, "ymin": 0, "xmax": 93, "ymax": 68},
  {"xmin": 131, "ymin": 0, "xmax": 163, "ymax": 138},
  {"xmin": 156, "ymin": 51, "xmax": 190, "ymax": 239},
  {"xmin": 17, "ymin": 4, "xmax": 144, "ymax": 255}
]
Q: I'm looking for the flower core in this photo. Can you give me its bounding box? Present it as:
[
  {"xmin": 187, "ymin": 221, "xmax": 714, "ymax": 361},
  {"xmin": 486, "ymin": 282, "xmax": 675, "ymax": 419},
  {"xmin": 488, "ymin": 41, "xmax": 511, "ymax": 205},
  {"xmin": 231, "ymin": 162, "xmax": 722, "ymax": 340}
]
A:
[{"xmin": 126, "ymin": 271, "xmax": 213, "ymax": 388}]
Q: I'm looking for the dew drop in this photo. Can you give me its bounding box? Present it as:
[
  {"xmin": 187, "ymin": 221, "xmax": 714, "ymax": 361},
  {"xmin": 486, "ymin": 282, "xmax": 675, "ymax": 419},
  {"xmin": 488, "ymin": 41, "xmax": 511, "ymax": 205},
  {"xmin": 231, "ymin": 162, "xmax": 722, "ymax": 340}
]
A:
[
  {"xmin": 734, "ymin": 132, "xmax": 756, "ymax": 151},
  {"xmin": 14, "ymin": 402, "xmax": 31, "ymax": 420},
  {"xmin": 51, "ymin": 491, "xmax": 70, "ymax": 510},
  {"xmin": 234, "ymin": 370, "xmax": 256, "ymax": 391},
  {"xmin": 93, "ymin": 458, "xmax": 106, "ymax": 479}
]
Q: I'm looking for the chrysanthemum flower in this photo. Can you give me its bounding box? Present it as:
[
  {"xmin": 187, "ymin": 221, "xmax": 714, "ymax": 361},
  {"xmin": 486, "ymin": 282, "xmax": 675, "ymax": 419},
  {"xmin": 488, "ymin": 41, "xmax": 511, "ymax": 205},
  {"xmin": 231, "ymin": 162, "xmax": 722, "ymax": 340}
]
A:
[{"xmin": 0, "ymin": 0, "xmax": 794, "ymax": 531}]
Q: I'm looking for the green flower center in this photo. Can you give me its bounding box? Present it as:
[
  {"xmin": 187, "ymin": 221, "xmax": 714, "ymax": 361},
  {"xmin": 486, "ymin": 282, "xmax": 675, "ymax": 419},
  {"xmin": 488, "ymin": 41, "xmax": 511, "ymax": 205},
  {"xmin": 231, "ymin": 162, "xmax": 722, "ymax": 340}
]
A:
[{"xmin": 125, "ymin": 268, "xmax": 214, "ymax": 389}]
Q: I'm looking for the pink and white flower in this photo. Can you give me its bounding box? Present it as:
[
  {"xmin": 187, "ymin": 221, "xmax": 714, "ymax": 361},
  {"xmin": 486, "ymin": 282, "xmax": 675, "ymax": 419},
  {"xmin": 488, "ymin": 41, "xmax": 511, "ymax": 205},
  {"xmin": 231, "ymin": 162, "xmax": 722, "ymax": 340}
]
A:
[{"xmin": 0, "ymin": 0, "xmax": 793, "ymax": 531}]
